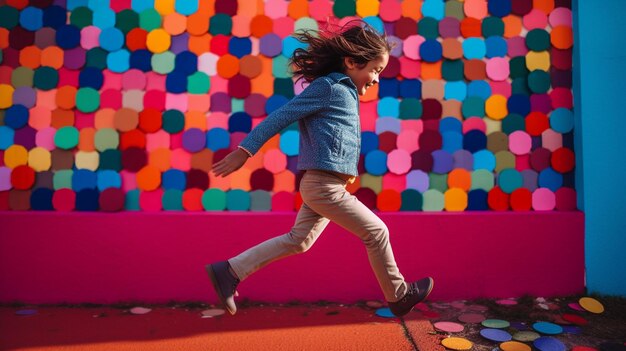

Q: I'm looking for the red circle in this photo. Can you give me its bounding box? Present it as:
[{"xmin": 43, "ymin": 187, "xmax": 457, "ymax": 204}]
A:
[
  {"xmin": 488, "ymin": 186, "xmax": 510, "ymax": 211},
  {"xmin": 525, "ymin": 111, "xmax": 550, "ymax": 136},
  {"xmin": 562, "ymin": 313, "xmax": 588, "ymax": 326},
  {"xmin": 99, "ymin": 188, "xmax": 125, "ymax": 212},
  {"xmin": 551, "ymin": 147, "xmax": 575, "ymax": 173},
  {"xmin": 11, "ymin": 165, "xmax": 36, "ymax": 190},
  {"xmin": 138, "ymin": 108, "xmax": 163, "ymax": 133},
  {"xmin": 377, "ymin": 189, "xmax": 402, "ymax": 211},
  {"xmin": 510, "ymin": 188, "xmax": 532, "ymax": 211},
  {"xmin": 0, "ymin": 191, "xmax": 9, "ymax": 210},
  {"xmin": 210, "ymin": 34, "xmax": 230, "ymax": 55},
  {"xmin": 182, "ymin": 189, "xmax": 204, "ymax": 211},
  {"xmin": 228, "ymin": 74, "xmax": 251, "ymax": 99},
  {"xmin": 550, "ymin": 88, "xmax": 573, "ymax": 109},
  {"xmin": 52, "ymin": 189, "xmax": 76, "ymax": 211},
  {"xmin": 555, "ymin": 187, "xmax": 577, "ymax": 211}
]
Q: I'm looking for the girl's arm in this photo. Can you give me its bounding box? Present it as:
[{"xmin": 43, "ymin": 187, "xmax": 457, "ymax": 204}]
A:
[{"xmin": 212, "ymin": 78, "xmax": 331, "ymax": 177}]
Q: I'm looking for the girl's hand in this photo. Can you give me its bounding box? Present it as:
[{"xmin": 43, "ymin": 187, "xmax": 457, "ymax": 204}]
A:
[{"xmin": 211, "ymin": 148, "xmax": 249, "ymax": 177}]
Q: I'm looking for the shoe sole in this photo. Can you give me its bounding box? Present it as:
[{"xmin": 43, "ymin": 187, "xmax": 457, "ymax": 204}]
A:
[
  {"xmin": 392, "ymin": 277, "xmax": 435, "ymax": 317},
  {"xmin": 205, "ymin": 264, "xmax": 236, "ymax": 315}
]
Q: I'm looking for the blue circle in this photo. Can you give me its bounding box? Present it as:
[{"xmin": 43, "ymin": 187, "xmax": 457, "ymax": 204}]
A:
[
  {"xmin": 68, "ymin": 0, "xmax": 89, "ymax": 10},
  {"xmin": 488, "ymin": 0, "xmax": 512, "ymax": 17},
  {"xmin": 20, "ymin": 7, "xmax": 44, "ymax": 31},
  {"xmin": 259, "ymin": 33, "xmax": 282, "ymax": 57},
  {"xmin": 365, "ymin": 150, "xmax": 388, "ymax": 176},
  {"xmin": 31, "ymin": 188, "xmax": 54, "ymax": 211},
  {"xmin": 163, "ymin": 169, "xmax": 186, "ymax": 190},
  {"xmin": 0, "ymin": 127, "xmax": 15, "ymax": 149},
  {"xmin": 534, "ymin": 337, "xmax": 566, "ymax": 351},
  {"xmin": 377, "ymin": 97, "xmax": 400, "ymax": 117},
  {"xmin": 97, "ymin": 170, "xmax": 122, "ymax": 190},
  {"xmin": 72, "ymin": 169, "xmax": 98, "ymax": 191},
  {"xmin": 43, "ymin": 5, "xmax": 67, "ymax": 29},
  {"xmin": 421, "ymin": 0, "xmax": 444, "ymax": 20},
  {"xmin": 379, "ymin": 79, "xmax": 400, "ymax": 98},
  {"xmin": 507, "ymin": 94, "xmax": 531, "ymax": 116},
  {"xmin": 400, "ymin": 79, "xmax": 421, "ymax": 99},
  {"xmin": 5, "ymin": 105, "xmax": 29, "ymax": 130},
  {"xmin": 228, "ymin": 112, "xmax": 252, "ymax": 133},
  {"xmin": 444, "ymin": 81, "xmax": 467, "ymax": 100},
  {"xmin": 420, "ymin": 39, "xmax": 442, "ymax": 63},
  {"xmin": 463, "ymin": 38, "xmax": 486, "ymax": 59},
  {"xmin": 467, "ymin": 189, "xmax": 489, "ymax": 210},
  {"xmin": 130, "ymin": 49, "xmax": 152, "ymax": 72},
  {"xmin": 363, "ymin": 16, "xmax": 385, "ymax": 33},
  {"xmin": 107, "ymin": 49, "xmax": 130, "ymax": 73},
  {"xmin": 432, "ymin": 150, "xmax": 454, "ymax": 174},
  {"xmin": 550, "ymin": 108, "xmax": 574, "ymax": 133},
  {"xmin": 265, "ymin": 95, "xmax": 289, "ymax": 115},
  {"xmin": 131, "ymin": 0, "xmax": 153, "ymax": 12},
  {"xmin": 182, "ymin": 128, "xmax": 206, "ymax": 152},
  {"xmin": 474, "ymin": 150, "xmax": 496, "ymax": 171},
  {"xmin": 166, "ymin": 71, "xmax": 188, "ymax": 93},
  {"xmin": 467, "ymin": 81, "xmax": 492, "ymax": 99},
  {"xmin": 480, "ymin": 328, "xmax": 511, "ymax": 342},
  {"xmin": 375, "ymin": 307, "xmax": 396, "ymax": 318},
  {"xmin": 226, "ymin": 189, "xmax": 251, "ymax": 211},
  {"xmin": 442, "ymin": 131, "xmax": 463, "ymax": 153},
  {"xmin": 79, "ymin": 67, "xmax": 104, "ymax": 89},
  {"xmin": 56, "ymin": 25, "xmax": 81, "ymax": 49},
  {"xmin": 174, "ymin": 51, "xmax": 198, "ymax": 76},
  {"xmin": 533, "ymin": 322, "xmax": 563, "ymax": 335},
  {"xmin": 485, "ymin": 36, "xmax": 507, "ymax": 58},
  {"xmin": 76, "ymin": 189, "xmax": 100, "ymax": 211},
  {"xmin": 175, "ymin": 0, "xmax": 199, "ymax": 15},
  {"xmin": 281, "ymin": 36, "xmax": 307, "ymax": 58},
  {"xmin": 99, "ymin": 27, "xmax": 125, "ymax": 52},
  {"xmin": 206, "ymin": 128, "xmax": 230, "ymax": 151},
  {"xmin": 279, "ymin": 130, "xmax": 299, "ymax": 156},
  {"xmin": 538, "ymin": 167, "xmax": 563, "ymax": 191},
  {"xmin": 440, "ymin": 117, "xmax": 462, "ymax": 133},
  {"xmin": 498, "ymin": 168, "xmax": 523, "ymax": 194},
  {"xmin": 464, "ymin": 130, "xmax": 487, "ymax": 153},
  {"xmin": 361, "ymin": 131, "xmax": 379, "ymax": 155},
  {"xmin": 92, "ymin": 8, "xmax": 116, "ymax": 28}
]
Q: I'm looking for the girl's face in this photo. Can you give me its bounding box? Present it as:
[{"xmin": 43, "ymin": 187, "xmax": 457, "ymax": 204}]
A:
[{"xmin": 343, "ymin": 53, "xmax": 389, "ymax": 96}]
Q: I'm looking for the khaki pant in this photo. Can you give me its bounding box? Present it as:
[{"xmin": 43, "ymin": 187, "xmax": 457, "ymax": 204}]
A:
[{"xmin": 228, "ymin": 170, "xmax": 408, "ymax": 302}]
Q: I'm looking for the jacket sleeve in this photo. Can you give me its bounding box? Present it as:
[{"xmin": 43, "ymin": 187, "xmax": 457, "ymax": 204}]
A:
[{"xmin": 238, "ymin": 77, "xmax": 331, "ymax": 155}]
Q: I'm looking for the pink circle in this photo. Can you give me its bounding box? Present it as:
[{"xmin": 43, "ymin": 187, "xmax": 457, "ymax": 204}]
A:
[
  {"xmin": 509, "ymin": 131, "xmax": 532, "ymax": 155},
  {"xmin": 486, "ymin": 57, "xmax": 510, "ymax": 81},
  {"xmin": 308, "ymin": 0, "xmax": 333, "ymax": 21},
  {"xmin": 568, "ymin": 302, "xmax": 585, "ymax": 311},
  {"xmin": 399, "ymin": 56, "xmax": 421, "ymax": 79},
  {"xmin": 464, "ymin": 0, "xmax": 488, "ymax": 19},
  {"xmin": 387, "ymin": 149, "xmax": 412, "ymax": 175},
  {"xmin": 265, "ymin": 0, "xmax": 288, "ymax": 19},
  {"xmin": 379, "ymin": 0, "xmax": 402, "ymax": 21},
  {"xmin": 507, "ymin": 36, "xmax": 528, "ymax": 57},
  {"xmin": 490, "ymin": 81, "xmax": 511, "ymax": 98},
  {"xmin": 36, "ymin": 127, "xmax": 57, "ymax": 150},
  {"xmin": 382, "ymin": 173, "xmax": 406, "ymax": 192},
  {"xmin": 523, "ymin": 9, "xmax": 548, "ymax": 30},
  {"xmin": 273, "ymin": 16, "xmax": 294, "ymax": 39},
  {"xmin": 549, "ymin": 8, "xmax": 572, "ymax": 28},
  {"xmin": 403, "ymin": 35, "xmax": 425, "ymax": 60},
  {"xmin": 434, "ymin": 321, "xmax": 465, "ymax": 333},
  {"xmin": 28, "ymin": 106, "xmax": 51, "ymax": 130},
  {"xmin": 397, "ymin": 130, "xmax": 420, "ymax": 153},
  {"xmin": 532, "ymin": 188, "xmax": 556, "ymax": 211},
  {"xmin": 462, "ymin": 117, "xmax": 486, "ymax": 134},
  {"xmin": 0, "ymin": 167, "xmax": 11, "ymax": 191},
  {"xmin": 496, "ymin": 299, "xmax": 518, "ymax": 305},
  {"xmin": 80, "ymin": 26, "xmax": 101, "ymax": 50},
  {"xmin": 198, "ymin": 52, "xmax": 218, "ymax": 76},
  {"xmin": 139, "ymin": 190, "xmax": 163, "ymax": 211},
  {"xmin": 542, "ymin": 129, "xmax": 563, "ymax": 152},
  {"xmin": 272, "ymin": 191, "xmax": 295, "ymax": 211},
  {"xmin": 264, "ymin": 149, "xmax": 287, "ymax": 174},
  {"xmin": 122, "ymin": 69, "xmax": 147, "ymax": 90}
]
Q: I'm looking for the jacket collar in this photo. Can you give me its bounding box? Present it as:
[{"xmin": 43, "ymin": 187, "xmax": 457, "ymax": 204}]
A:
[{"xmin": 327, "ymin": 72, "xmax": 357, "ymax": 90}]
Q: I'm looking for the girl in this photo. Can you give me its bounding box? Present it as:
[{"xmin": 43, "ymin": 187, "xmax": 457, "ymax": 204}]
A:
[{"xmin": 206, "ymin": 21, "xmax": 433, "ymax": 317}]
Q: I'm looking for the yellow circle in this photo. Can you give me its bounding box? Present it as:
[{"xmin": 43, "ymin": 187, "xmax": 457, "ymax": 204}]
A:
[
  {"xmin": 356, "ymin": 0, "xmax": 381, "ymax": 17},
  {"xmin": 28, "ymin": 147, "xmax": 52, "ymax": 172},
  {"xmin": 444, "ymin": 188, "xmax": 468, "ymax": 212},
  {"xmin": 485, "ymin": 94, "xmax": 508, "ymax": 120},
  {"xmin": 4, "ymin": 145, "xmax": 29, "ymax": 169},
  {"xmin": 0, "ymin": 84, "xmax": 14, "ymax": 108},
  {"xmin": 579, "ymin": 297, "xmax": 604, "ymax": 314},
  {"xmin": 501, "ymin": 341, "xmax": 532, "ymax": 351},
  {"xmin": 146, "ymin": 29, "xmax": 171, "ymax": 53},
  {"xmin": 526, "ymin": 51, "xmax": 551, "ymax": 72},
  {"xmin": 154, "ymin": 0, "xmax": 175, "ymax": 15},
  {"xmin": 442, "ymin": 337, "xmax": 473, "ymax": 351},
  {"xmin": 75, "ymin": 151, "xmax": 100, "ymax": 171}
]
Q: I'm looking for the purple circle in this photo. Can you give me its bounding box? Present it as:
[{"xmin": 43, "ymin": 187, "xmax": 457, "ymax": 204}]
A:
[
  {"xmin": 439, "ymin": 17, "xmax": 460, "ymax": 38},
  {"xmin": 171, "ymin": 33, "xmax": 190, "ymax": 54},
  {"xmin": 35, "ymin": 27, "xmax": 57, "ymax": 48},
  {"xmin": 480, "ymin": 328, "xmax": 512, "ymax": 342},
  {"xmin": 259, "ymin": 33, "xmax": 283, "ymax": 57},
  {"xmin": 14, "ymin": 126, "xmax": 37, "ymax": 149},
  {"xmin": 531, "ymin": 94, "xmax": 552, "ymax": 114},
  {"xmin": 244, "ymin": 94, "xmax": 267, "ymax": 117},
  {"xmin": 521, "ymin": 169, "xmax": 538, "ymax": 191},
  {"xmin": 388, "ymin": 36, "xmax": 404, "ymax": 57},
  {"xmin": 210, "ymin": 92, "xmax": 232, "ymax": 113},
  {"xmin": 63, "ymin": 47, "xmax": 86, "ymax": 69},
  {"xmin": 453, "ymin": 150, "xmax": 474, "ymax": 170},
  {"xmin": 432, "ymin": 150, "xmax": 454, "ymax": 174},
  {"xmin": 182, "ymin": 128, "xmax": 206, "ymax": 152},
  {"xmin": 507, "ymin": 36, "xmax": 528, "ymax": 57},
  {"xmin": 13, "ymin": 87, "xmax": 37, "ymax": 108},
  {"xmin": 534, "ymin": 337, "xmax": 566, "ymax": 351},
  {"xmin": 0, "ymin": 167, "xmax": 12, "ymax": 191},
  {"xmin": 406, "ymin": 170, "xmax": 429, "ymax": 192}
]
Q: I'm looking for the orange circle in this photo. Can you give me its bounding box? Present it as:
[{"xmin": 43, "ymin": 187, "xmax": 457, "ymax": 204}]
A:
[
  {"xmin": 216, "ymin": 54, "xmax": 240, "ymax": 78},
  {"xmin": 460, "ymin": 17, "xmax": 482, "ymax": 38},
  {"xmin": 139, "ymin": 108, "xmax": 162, "ymax": 133},
  {"xmin": 502, "ymin": 15, "xmax": 522, "ymax": 38},
  {"xmin": 0, "ymin": 28, "xmax": 9, "ymax": 49},
  {"xmin": 78, "ymin": 127, "xmax": 96, "ymax": 151},
  {"xmin": 114, "ymin": 108, "xmax": 139, "ymax": 132},
  {"xmin": 136, "ymin": 165, "xmax": 161, "ymax": 191},
  {"xmin": 421, "ymin": 61, "xmax": 442, "ymax": 80},
  {"xmin": 188, "ymin": 33, "xmax": 211, "ymax": 55},
  {"xmin": 288, "ymin": 0, "xmax": 309, "ymax": 19},
  {"xmin": 239, "ymin": 55, "xmax": 263, "ymax": 78},
  {"xmin": 448, "ymin": 169, "xmax": 471, "ymax": 191},
  {"xmin": 187, "ymin": 13, "xmax": 210, "ymax": 36},
  {"xmin": 551, "ymin": 26, "xmax": 573, "ymax": 50},
  {"xmin": 377, "ymin": 189, "xmax": 402, "ymax": 211},
  {"xmin": 444, "ymin": 188, "xmax": 468, "ymax": 211},
  {"xmin": 182, "ymin": 188, "xmax": 204, "ymax": 211},
  {"xmin": 120, "ymin": 129, "xmax": 147, "ymax": 150},
  {"xmin": 533, "ymin": 0, "xmax": 554, "ymax": 15},
  {"xmin": 250, "ymin": 15, "xmax": 273, "ymax": 37},
  {"xmin": 126, "ymin": 28, "xmax": 148, "ymax": 51},
  {"xmin": 20, "ymin": 46, "xmax": 41, "ymax": 69},
  {"xmin": 163, "ymin": 12, "xmax": 187, "ymax": 35},
  {"xmin": 40, "ymin": 46, "xmax": 64, "ymax": 69},
  {"xmin": 149, "ymin": 148, "xmax": 171, "ymax": 171},
  {"xmin": 56, "ymin": 86, "xmax": 77, "ymax": 110},
  {"xmin": 401, "ymin": 0, "xmax": 422, "ymax": 21}
]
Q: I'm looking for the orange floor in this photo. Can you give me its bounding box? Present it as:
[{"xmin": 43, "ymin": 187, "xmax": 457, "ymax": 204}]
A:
[{"xmin": 0, "ymin": 305, "xmax": 441, "ymax": 351}]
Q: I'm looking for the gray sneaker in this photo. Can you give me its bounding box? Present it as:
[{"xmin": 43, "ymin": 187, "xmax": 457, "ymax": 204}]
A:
[
  {"xmin": 388, "ymin": 277, "xmax": 434, "ymax": 317},
  {"xmin": 205, "ymin": 261, "xmax": 240, "ymax": 315}
]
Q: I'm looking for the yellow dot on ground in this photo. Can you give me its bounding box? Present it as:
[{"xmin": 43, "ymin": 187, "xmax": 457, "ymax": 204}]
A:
[
  {"xmin": 579, "ymin": 297, "xmax": 604, "ymax": 314},
  {"xmin": 147, "ymin": 29, "xmax": 171, "ymax": 53},
  {"xmin": 501, "ymin": 341, "xmax": 532, "ymax": 351},
  {"xmin": 442, "ymin": 337, "xmax": 473, "ymax": 350},
  {"xmin": 485, "ymin": 94, "xmax": 508, "ymax": 120}
]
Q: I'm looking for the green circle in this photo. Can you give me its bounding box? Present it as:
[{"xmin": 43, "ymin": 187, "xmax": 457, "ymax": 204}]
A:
[
  {"xmin": 528, "ymin": 70, "xmax": 551, "ymax": 93},
  {"xmin": 442, "ymin": 59, "xmax": 464, "ymax": 81},
  {"xmin": 99, "ymin": 149, "xmax": 122, "ymax": 171},
  {"xmin": 482, "ymin": 17, "xmax": 504, "ymax": 37},
  {"xmin": 202, "ymin": 189, "xmax": 227, "ymax": 211},
  {"xmin": 495, "ymin": 151, "xmax": 515, "ymax": 173},
  {"xmin": 418, "ymin": 17, "xmax": 439, "ymax": 39},
  {"xmin": 429, "ymin": 173, "xmax": 448, "ymax": 192},
  {"xmin": 445, "ymin": 1, "xmax": 465, "ymax": 20},
  {"xmin": 12, "ymin": 67, "xmax": 34, "ymax": 88},
  {"xmin": 76, "ymin": 87, "xmax": 100, "ymax": 113},
  {"xmin": 151, "ymin": 51, "xmax": 175, "ymax": 74},
  {"xmin": 526, "ymin": 29, "xmax": 551, "ymax": 51},
  {"xmin": 126, "ymin": 189, "xmax": 141, "ymax": 211},
  {"xmin": 462, "ymin": 96, "xmax": 485, "ymax": 118},
  {"xmin": 139, "ymin": 8, "xmax": 161, "ymax": 31},
  {"xmin": 274, "ymin": 78, "xmax": 295, "ymax": 98},
  {"xmin": 86, "ymin": 48, "xmax": 109, "ymax": 69},
  {"xmin": 33, "ymin": 66, "xmax": 59, "ymax": 90},
  {"xmin": 162, "ymin": 109, "xmax": 185, "ymax": 133},
  {"xmin": 187, "ymin": 72, "xmax": 210, "ymax": 94},
  {"xmin": 470, "ymin": 170, "xmax": 494, "ymax": 191},
  {"xmin": 482, "ymin": 319, "xmax": 510, "ymax": 329},
  {"xmin": 116, "ymin": 9, "xmax": 139, "ymax": 33},
  {"xmin": 502, "ymin": 114, "xmax": 525, "ymax": 135},
  {"xmin": 0, "ymin": 6, "xmax": 19, "ymax": 29},
  {"xmin": 226, "ymin": 190, "xmax": 250, "ymax": 211},
  {"xmin": 509, "ymin": 56, "xmax": 528, "ymax": 78},
  {"xmin": 512, "ymin": 77, "xmax": 530, "ymax": 95},
  {"xmin": 163, "ymin": 189, "xmax": 183, "ymax": 210},
  {"xmin": 422, "ymin": 189, "xmax": 445, "ymax": 212},
  {"xmin": 53, "ymin": 170, "xmax": 74, "ymax": 189},
  {"xmin": 272, "ymin": 55, "xmax": 291, "ymax": 78},
  {"xmin": 400, "ymin": 98, "xmax": 422, "ymax": 119},
  {"xmin": 250, "ymin": 190, "xmax": 272, "ymax": 211},
  {"xmin": 55, "ymin": 127, "xmax": 80, "ymax": 150},
  {"xmin": 231, "ymin": 98, "xmax": 244, "ymax": 113},
  {"xmin": 70, "ymin": 6, "xmax": 93, "ymax": 28},
  {"xmin": 95, "ymin": 129, "xmax": 120, "ymax": 151},
  {"xmin": 333, "ymin": 0, "xmax": 356, "ymax": 18},
  {"xmin": 294, "ymin": 17, "xmax": 318, "ymax": 32},
  {"xmin": 400, "ymin": 189, "xmax": 423, "ymax": 211},
  {"xmin": 209, "ymin": 13, "xmax": 232, "ymax": 35},
  {"xmin": 499, "ymin": 168, "xmax": 523, "ymax": 194}
]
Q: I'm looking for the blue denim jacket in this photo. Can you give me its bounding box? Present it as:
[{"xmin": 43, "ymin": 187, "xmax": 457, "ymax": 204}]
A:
[{"xmin": 239, "ymin": 72, "xmax": 361, "ymax": 176}]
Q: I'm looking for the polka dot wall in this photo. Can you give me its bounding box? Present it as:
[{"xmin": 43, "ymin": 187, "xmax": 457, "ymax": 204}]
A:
[{"xmin": 0, "ymin": 0, "xmax": 576, "ymax": 212}]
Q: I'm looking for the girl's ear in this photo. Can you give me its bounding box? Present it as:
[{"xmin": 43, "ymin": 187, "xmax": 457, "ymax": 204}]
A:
[{"xmin": 343, "ymin": 56, "xmax": 356, "ymax": 70}]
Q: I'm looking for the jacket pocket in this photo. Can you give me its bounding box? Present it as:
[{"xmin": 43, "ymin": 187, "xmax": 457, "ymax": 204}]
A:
[{"xmin": 331, "ymin": 126, "xmax": 343, "ymax": 157}]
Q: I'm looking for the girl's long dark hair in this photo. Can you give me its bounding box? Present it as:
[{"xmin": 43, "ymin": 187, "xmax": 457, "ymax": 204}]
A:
[{"xmin": 290, "ymin": 20, "xmax": 392, "ymax": 83}]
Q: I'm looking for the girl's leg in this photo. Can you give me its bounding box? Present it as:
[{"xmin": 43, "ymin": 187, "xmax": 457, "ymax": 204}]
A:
[
  {"xmin": 299, "ymin": 171, "xmax": 408, "ymax": 302},
  {"xmin": 228, "ymin": 202, "xmax": 330, "ymax": 281}
]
